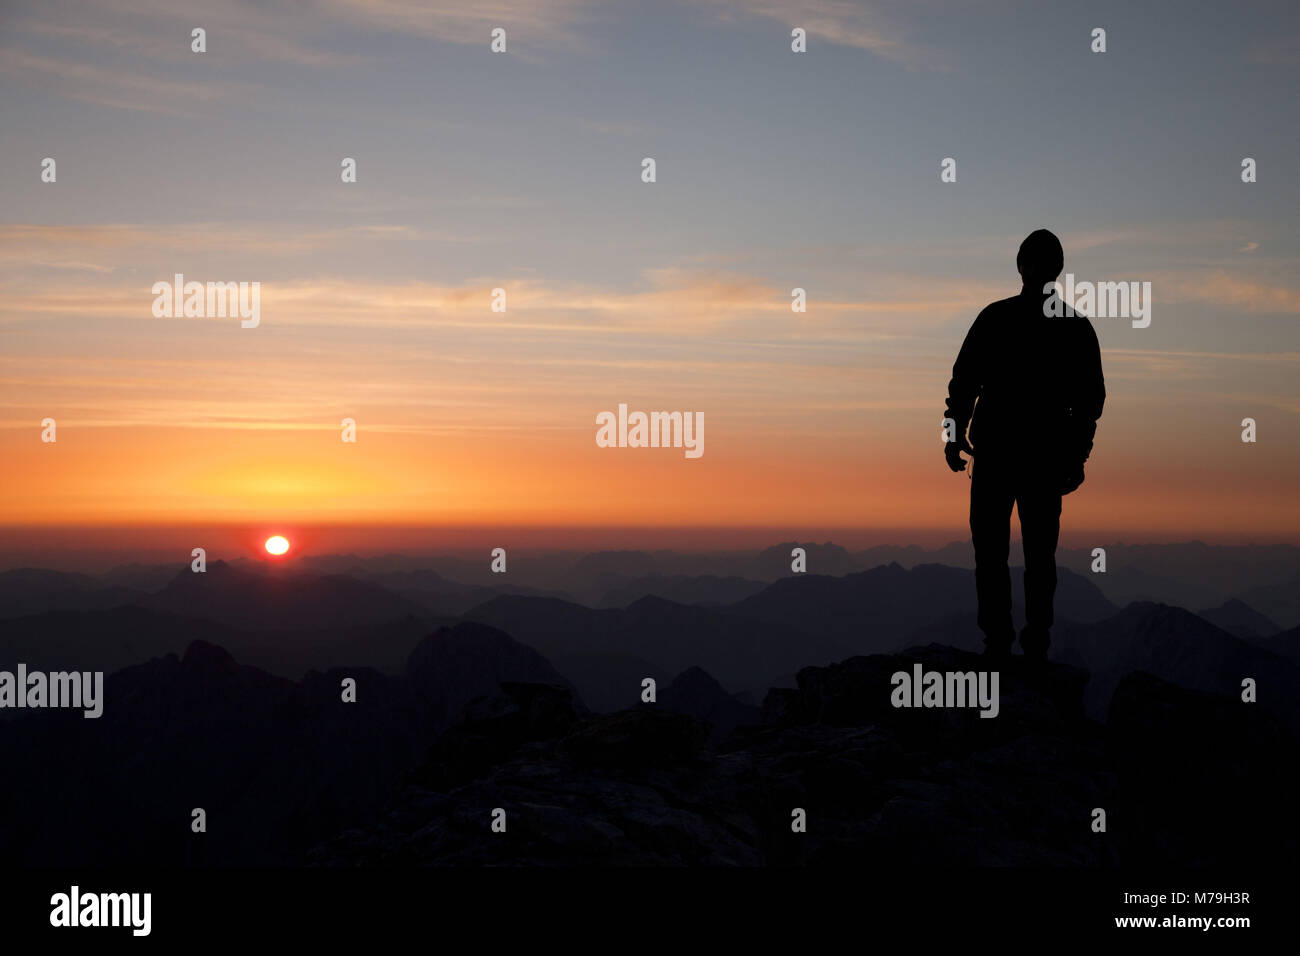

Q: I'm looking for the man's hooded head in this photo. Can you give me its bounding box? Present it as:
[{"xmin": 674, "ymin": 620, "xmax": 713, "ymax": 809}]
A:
[{"xmin": 1017, "ymin": 229, "xmax": 1064, "ymax": 289}]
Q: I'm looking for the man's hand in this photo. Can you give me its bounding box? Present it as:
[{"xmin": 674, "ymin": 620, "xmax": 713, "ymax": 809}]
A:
[
  {"xmin": 1058, "ymin": 460, "xmax": 1085, "ymax": 495},
  {"xmin": 945, "ymin": 436, "xmax": 972, "ymax": 473}
]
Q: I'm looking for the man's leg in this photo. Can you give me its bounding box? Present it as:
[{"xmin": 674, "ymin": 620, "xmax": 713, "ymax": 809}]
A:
[
  {"xmin": 970, "ymin": 459, "xmax": 1016, "ymax": 654},
  {"xmin": 1016, "ymin": 484, "xmax": 1062, "ymax": 659}
]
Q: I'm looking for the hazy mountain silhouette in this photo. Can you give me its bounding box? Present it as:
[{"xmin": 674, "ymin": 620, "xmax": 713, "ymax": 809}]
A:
[
  {"xmin": 8, "ymin": 540, "xmax": 1297, "ymax": 614},
  {"xmin": 542, "ymin": 650, "xmax": 662, "ymax": 712},
  {"xmin": 569, "ymin": 550, "xmax": 660, "ymax": 579},
  {"xmin": 728, "ymin": 563, "xmax": 1115, "ymax": 655},
  {"xmin": 731, "ymin": 564, "xmax": 972, "ymax": 653},
  {"xmin": 5, "ymin": 578, "xmax": 1297, "ymax": 869},
  {"xmin": 0, "ymin": 568, "xmax": 144, "ymax": 618},
  {"xmin": 0, "ymin": 603, "xmax": 444, "ymax": 682},
  {"xmin": 1050, "ymin": 602, "xmax": 1300, "ymax": 735},
  {"xmin": 463, "ymin": 593, "xmax": 850, "ymax": 696},
  {"xmin": 141, "ymin": 560, "xmax": 430, "ymax": 630},
  {"xmin": 405, "ymin": 621, "xmax": 584, "ymax": 732},
  {"xmin": 867, "ymin": 540, "xmax": 978, "ymax": 567},
  {"xmin": 758, "ymin": 541, "xmax": 855, "ymax": 577},
  {"xmin": 597, "ymin": 573, "xmax": 766, "ymax": 608},
  {"xmin": 1197, "ymin": 597, "xmax": 1280, "ymax": 641},
  {"xmin": 1256, "ymin": 623, "xmax": 1300, "ymax": 667},
  {"xmin": 1087, "ymin": 565, "xmax": 1191, "ymax": 609},
  {"xmin": 295, "ymin": 552, "xmax": 431, "ymax": 574},
  {"xmin": 1235, "ymin": 576, "xmax": 1300, "ymax": 630},
  {"xmin": 1064, "ymin": 542, "xmax": 1300, "ymax": 613},
  {"xmin": 369, "ymin": 569, "xmax": 574, "ymax": 616},
  {"xmin": 272, "ymin": 559, "xmax": 578, "ymax": 616},
  {"xmin": 0, "ymin": 605, "xmax": 234, "ymax": 674},
  {"xmin": 901, "ymin": 611, "xmax": 987, "ymax": 654},
  {"xmin": 657, "ymin": 665, "xmax": 760, "ymax": 743},
  {"xmin": 98, "ymin": 562, "xmax": 186, "ymax": 591}
]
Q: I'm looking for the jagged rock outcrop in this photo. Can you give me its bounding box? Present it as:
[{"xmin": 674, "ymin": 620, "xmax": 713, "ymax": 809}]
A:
[
  {"xmin": 312, "ymin": 643, "xmax": 1300, "ymax": 868},
  {"xmin": 1107, "ymin": 671, "xmax": 1300, "ymax": 864},
  {"xmin": 311, "ymin": 646, "xmax": 1120, "ymax": 866}
]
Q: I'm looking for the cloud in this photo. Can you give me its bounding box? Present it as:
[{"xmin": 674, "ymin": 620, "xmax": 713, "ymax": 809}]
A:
[
  {"xmin": 7, "ymin": 2, "xmax": 358, "ymax": 67},
  {"xmin": 0, "ymin": 222, "xmax": 470, "ymax": 274},
  {"xmin": 8, "ymin": 0, "xmax": 599, "ymax": 66},
  {"xmin": 0, "ymin": 0, "xmax": 601, "ymax": 113},
  {"xmin": 1158, "ymin": 270, "xmax": 1300, "ymax": 314},
  {"xmin": 0, "ymin": 265, "xmax": 1000, "ymax": 344},
  {"xmin": 696, "ymin": 0, "xmax": 926, "ymax": 64},
  {"xmin": 315, "ymin": 0, "xmax": 599, "ymax": 50},
  {"xmin": 0, "ymin": 48, "xmax": 237, "ymax": 115}
]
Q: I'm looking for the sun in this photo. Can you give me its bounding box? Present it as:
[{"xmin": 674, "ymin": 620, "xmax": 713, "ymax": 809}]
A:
[{"xmin": 264, "ymin": 535, "xmax": 290, "ymax": 556}]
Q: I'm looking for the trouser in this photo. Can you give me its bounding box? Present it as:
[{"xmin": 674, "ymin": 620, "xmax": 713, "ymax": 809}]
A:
[{"xmin": 969, "ymin": 455, "xmax": 1062, "ymax": 653}]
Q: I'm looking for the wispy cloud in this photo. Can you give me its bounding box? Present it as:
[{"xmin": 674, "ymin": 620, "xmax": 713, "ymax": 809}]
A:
[
  {"xmin": 0, "ymin": 222, "xmax": 471, "ymax": 275},
  {"xmin": 0, "ymin": 48, "xmax": 238, "ymax": 115},
  {"xmin": 696, "ymin": 0, "xmax": 928, "ymax": 64},
  {"xmin": 316, "ymin": 0, "xmax": 599, "ymax": 50},
  {"xmin": 0, "ymin": 0, "xmax": 602, "ymax": 114},
  {"xmin": 0, "ymin": 267, "xmax": 1002, "ymax": 338},
  {"xmin": 1156, "ymin": 270, "xmax": 1300, "ymax": 314}
]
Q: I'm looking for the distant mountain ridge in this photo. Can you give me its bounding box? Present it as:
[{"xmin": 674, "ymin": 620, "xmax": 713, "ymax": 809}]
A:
[
  {"xmin": 729, "ymin": 562, "xmax": 1116, "ymax": 654},
  {"xmin": 6, "ymin": 540, "xmax": 1298, "ymax": 627},
  {"xmin": 0, "ymin": 568, "xmax": 144, "ymax": 619},
  {"xmin": 1051, "ymin": 601, "xmax": 1300, "ymax": 735},
  {"xmin": 4, "ymin": 579, "xmax": 1297, "ymax": 868},
  {"xmin": 141, "ymin": 560, "xmax": 431, "ymax": 630},
  {"xmin": 463, "ymin": 593, "xmax": 850, "ymax": 702},
  {"xmin": 1197, "ymin": 597, "xmax": 1280, "ymax": 641}
]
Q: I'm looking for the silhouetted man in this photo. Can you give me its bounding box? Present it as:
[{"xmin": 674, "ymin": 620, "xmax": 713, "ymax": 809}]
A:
[{"xmin": 943, "ymin": 229, "xmax": 1105, "ymax": 660}]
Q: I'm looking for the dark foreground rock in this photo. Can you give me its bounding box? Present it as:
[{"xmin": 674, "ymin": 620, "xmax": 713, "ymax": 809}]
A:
[
  {"xmin": 312, "ymin": 644, "xmax": 1296, "ymax": 867},
  {"xmin": 1107, "ymin": 671, "xmax": 1300, "ymax": 865}
]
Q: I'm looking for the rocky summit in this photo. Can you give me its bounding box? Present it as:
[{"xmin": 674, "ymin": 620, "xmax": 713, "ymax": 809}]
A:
[{"xmin": 309, "ymin": 644, "xmax": 1298, "ymax": 867}]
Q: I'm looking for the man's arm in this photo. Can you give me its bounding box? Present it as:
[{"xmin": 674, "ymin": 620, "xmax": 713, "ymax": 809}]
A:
[
  {"xmin": 943, "ymin": 313, "xmax": 984, "ymax": 471},
  {"xmin": 944, "ymin": 313, "xmax": 984, "ymax": 442},
  {"xmin": 1069, "ymin": 320, "xmax": 1105, "ymax": 463}
]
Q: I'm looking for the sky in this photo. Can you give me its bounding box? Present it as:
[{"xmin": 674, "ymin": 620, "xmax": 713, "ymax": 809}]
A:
[{"xmin": 1, "ymin": 0, "xmax": 1298, "ymax": 563}]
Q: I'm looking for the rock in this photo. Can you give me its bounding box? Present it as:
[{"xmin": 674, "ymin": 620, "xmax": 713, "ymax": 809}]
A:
[
  {"xmin": 768, "ymin": 644, "xmax": 1089, "ymax": 745},
  {"xmin": 1107, "ymin": 671, "xmax": 1300, "ymax": 865},
  {"xmin": 563, "ymin": 710, "xmax": 711, "ymax": 770},
  {"xmin": 410, "ymin": 682, "xmax": 579, "ymax": 791},
  {"xmin": 312, "ymin": 645, "xmax": 1118, "ymax": 867}
]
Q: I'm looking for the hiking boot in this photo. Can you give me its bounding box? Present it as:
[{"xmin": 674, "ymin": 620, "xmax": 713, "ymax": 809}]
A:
[
  {"xmin": 983, "ymin": 633, "xmax": 1014, "ymax": 660},
  {"xmin": 1019, "ymin": 626, "xmax": 1050, "ymax": 662}
]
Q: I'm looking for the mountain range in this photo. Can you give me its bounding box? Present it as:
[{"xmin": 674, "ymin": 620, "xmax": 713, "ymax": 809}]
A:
[{"xmin": 2, "ymin": 543, "xmax": 1296, "ymax": 866}]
